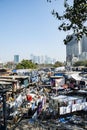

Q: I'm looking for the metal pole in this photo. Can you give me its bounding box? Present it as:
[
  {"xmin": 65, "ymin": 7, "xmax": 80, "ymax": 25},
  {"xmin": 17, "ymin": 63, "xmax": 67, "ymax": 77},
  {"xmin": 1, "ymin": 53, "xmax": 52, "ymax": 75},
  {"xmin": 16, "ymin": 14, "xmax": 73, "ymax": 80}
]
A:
[{"xmin": 3, "ymin": 92, "xmax": 7, "ymax": 130}]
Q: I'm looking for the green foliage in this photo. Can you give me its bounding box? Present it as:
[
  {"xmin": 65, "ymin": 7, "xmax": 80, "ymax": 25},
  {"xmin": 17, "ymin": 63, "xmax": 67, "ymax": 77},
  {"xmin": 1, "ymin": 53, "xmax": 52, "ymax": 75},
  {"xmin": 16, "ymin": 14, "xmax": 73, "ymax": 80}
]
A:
[
  {"xmin": 53, "ymin": 61, "xmax": 64, "ymax": 67},
  {"xmin": 16, "ymin": 59, "xmax": 37, "ymax": 69},
  {"xmin": 73, "ymin": 60, "xmax": 87, "ymax": 67},
  {"xmin": 47, "ymin": 0, "xmax": 87, "ymax": 44},
  {"xmin": 4, "ymin": 62, "xmax": 15, "ymax": 69}
]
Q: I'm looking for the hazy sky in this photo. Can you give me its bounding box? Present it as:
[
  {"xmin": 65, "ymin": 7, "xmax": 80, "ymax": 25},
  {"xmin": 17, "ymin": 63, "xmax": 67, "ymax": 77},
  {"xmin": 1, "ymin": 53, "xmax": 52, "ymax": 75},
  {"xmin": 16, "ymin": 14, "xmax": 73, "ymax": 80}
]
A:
[{"xmin": 0, "ymin": 0, "xmax": 67, "ymax": 63}]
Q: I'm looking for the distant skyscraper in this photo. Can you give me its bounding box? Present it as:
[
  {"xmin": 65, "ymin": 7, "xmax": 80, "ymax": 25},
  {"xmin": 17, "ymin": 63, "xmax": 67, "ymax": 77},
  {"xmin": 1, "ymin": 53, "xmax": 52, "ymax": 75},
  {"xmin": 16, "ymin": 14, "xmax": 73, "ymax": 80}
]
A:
[
  {"xmin": 14, "ymin": 55, "xmax": 19, "ymax": 64},
  {"xmin": 66, "ymin": 35, "xmax": 87, "ymax": 65},
  {"xmin": 30, "ymin": 54, "xmax": 57, "ymax": 64}
]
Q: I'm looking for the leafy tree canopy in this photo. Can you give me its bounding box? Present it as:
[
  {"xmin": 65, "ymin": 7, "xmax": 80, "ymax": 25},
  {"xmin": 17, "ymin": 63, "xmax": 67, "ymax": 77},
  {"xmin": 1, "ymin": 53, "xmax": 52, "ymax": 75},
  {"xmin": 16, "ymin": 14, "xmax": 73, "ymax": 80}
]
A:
[
  {"xmin": 73, "ymin": 60, "xmax": 87, "ymax": 67},
  {"xmin": 47, "ymin": 0, "xmax": 87, "ymax": 44},
  {"xmin": 16, "ymin": 59, "xmax": 37, "ymax": 69},
  {"xmin": 53, "ymin": 61, "xmax": 64, "ymax": 67}
]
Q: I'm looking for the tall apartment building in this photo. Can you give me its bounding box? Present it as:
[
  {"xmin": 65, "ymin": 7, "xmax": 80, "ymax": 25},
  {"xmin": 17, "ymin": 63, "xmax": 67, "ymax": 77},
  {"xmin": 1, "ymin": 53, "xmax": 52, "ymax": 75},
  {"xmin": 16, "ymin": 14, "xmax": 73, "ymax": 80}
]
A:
[
  {"xmin": 14, "ymin": 55, "xmax": 19, "ymax": 64},
  {"xmin": 66, "ymin": 35, "xmax": 87, "ymax": 65}
]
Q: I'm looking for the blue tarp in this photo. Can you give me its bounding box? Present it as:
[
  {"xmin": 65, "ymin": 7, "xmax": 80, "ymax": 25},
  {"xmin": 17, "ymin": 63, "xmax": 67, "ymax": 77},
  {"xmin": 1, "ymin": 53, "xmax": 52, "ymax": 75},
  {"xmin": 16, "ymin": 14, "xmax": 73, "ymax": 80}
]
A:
[{"xmin": 12, "ymin": 69, "xmax": 17, "ymax": 73}]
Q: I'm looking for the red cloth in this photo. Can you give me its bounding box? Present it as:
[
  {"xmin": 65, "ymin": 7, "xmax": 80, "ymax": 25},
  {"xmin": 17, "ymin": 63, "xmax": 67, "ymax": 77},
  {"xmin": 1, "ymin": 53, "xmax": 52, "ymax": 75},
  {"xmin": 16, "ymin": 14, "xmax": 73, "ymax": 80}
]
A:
[{"xmin": 27, "ymin": 95, "xmax": 32, "ymax": 101}]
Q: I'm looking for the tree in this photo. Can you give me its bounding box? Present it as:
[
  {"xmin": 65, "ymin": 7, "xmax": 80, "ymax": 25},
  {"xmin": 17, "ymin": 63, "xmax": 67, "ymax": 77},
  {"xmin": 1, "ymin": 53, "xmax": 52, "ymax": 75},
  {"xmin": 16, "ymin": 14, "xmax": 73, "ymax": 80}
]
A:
[
  {"xmin": 53, "ymin": 61, "xmax": 64, "ymax": 67},
  {"xmin": 47, "ymin": 0, "xmax": 87, "ymax": 44},
  {"xmin": 16, "ymin": 59, "xmax": 37, "ymax": 69},
  {"xmin": 73, "ymin": 60, "xmax": 87, "ymax": 67},
  {"xmin": 4, "ymin": 62, "xmax": 15, "ymax": 69}
]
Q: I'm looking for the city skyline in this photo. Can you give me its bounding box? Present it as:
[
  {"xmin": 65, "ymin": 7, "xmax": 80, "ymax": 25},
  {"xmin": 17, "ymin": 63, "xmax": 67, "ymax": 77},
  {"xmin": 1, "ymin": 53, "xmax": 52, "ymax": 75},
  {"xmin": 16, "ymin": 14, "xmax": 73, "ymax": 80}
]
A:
[
  {"xmin": 2, "ymin": 54, "xmax": 57, "ymax": 64},
  {"xmin": 0, "ymin": 0, "xmax": 66, "ymax": 63}
]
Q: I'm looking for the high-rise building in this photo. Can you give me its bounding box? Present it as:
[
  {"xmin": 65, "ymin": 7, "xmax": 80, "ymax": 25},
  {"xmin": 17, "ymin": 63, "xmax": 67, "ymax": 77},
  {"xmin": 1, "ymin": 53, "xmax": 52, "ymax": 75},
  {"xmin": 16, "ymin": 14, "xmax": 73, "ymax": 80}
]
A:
[
  {"xmin": 30, "ymin": 54, "xmax": 56, "ymax": 64},
  {"xmin": 14, "ymin": 55, "xmax": 19, "ymax": 64},
  {"xmin": 66, "ymin": 35, "xmax": 87, "ymax": 65},
  {"xmin": 81, "ymin": 36, "xmax": 87, "ymax": 52}
]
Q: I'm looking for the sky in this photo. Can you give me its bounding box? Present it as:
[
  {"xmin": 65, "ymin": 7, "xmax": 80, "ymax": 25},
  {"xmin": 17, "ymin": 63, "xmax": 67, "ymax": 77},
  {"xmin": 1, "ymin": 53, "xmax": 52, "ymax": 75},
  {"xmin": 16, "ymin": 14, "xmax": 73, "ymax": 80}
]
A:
[{"xmin": 0, "ymin": 0, "xmax": 67, "ymax": 63}]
